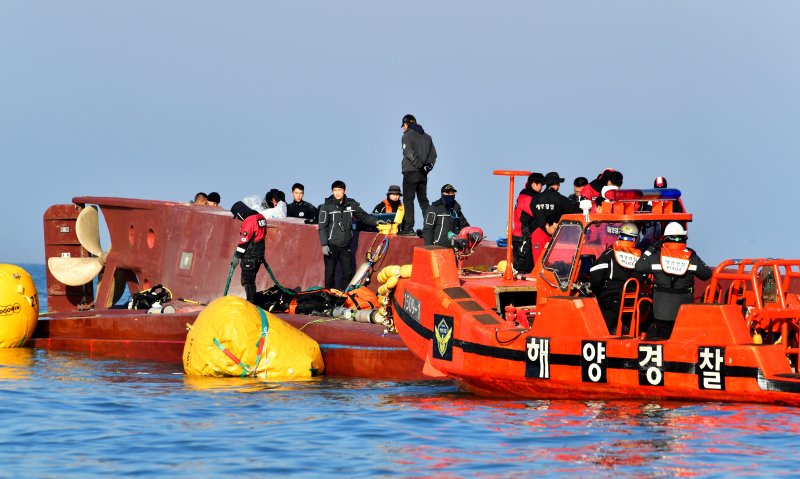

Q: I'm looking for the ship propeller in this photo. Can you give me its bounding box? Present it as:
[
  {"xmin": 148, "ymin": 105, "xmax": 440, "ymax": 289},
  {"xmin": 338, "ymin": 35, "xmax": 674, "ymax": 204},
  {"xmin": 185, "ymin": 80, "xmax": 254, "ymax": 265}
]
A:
[{"xmin": 48, "ymin": 206, "xmax": 110, "ymax": 287}]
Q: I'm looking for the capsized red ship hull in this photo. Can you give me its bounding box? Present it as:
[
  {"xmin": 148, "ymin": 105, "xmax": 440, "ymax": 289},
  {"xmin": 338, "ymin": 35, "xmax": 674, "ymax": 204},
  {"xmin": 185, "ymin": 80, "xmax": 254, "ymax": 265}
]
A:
[
  {"xmin": 391, "ymin": 198, "xmax": 800, "ymax": 405},
  {"xmin": 38, "ymin": 197, "xmax": 507, "ymax": 380}
]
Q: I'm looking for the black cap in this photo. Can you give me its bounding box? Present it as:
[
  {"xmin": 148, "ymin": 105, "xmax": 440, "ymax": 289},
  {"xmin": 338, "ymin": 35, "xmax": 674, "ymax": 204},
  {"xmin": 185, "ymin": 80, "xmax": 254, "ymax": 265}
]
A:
[
  {"xmin": 654, "ymin": 176, "xmax": 667, "ymax": 188},
  {"xmin": 544, "ymin": 172, "xmax": 565, "ymax": 186},
  {"xmin": 387, "ymin": 185, "xmax": 401, "ymax": 194},
  {"xmin": 528, "ymin": 172, "xmax": 545, "ymax": 185},
  {"xmin": 441, "ymin": 183, "xmax": 457, "ymax": 193},
  {"xmin": 331, "ymin": 180, "xmax": 346, "ymax": 190},
  {"xmin": 207, "ymin": 192, "xmax": 221, "ymax": 204},
  {"xmin": 402, "ymin": 114, "xmax": 416, "ymax": 126}
]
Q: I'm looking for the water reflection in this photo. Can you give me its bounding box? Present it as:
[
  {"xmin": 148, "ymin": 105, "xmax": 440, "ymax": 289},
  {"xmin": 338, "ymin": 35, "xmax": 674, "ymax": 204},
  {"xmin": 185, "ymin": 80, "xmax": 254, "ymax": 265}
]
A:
[
  {"xmin": 380, "ymin": 391, "xmax": 800, "ymax": 476},
  {"xmin": 0, "ymin": 347, "xmax": 34, "ymax": 380}
]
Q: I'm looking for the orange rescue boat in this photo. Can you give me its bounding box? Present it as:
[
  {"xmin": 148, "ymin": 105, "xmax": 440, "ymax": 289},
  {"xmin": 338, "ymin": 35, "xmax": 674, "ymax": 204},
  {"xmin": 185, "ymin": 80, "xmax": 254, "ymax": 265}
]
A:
[{"xmin": 391, "ymin": 172, "xmax": 800, "ymax": 405}]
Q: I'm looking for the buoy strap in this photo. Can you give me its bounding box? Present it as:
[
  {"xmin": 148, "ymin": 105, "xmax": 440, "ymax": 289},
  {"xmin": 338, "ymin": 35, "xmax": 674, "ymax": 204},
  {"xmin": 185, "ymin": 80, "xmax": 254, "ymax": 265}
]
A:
[
  {"xmin": 251, "ymin": 307, "xmax": 270, "ymax": 374},
  {"xmin": 212, "ymin": 337, "xmax": 252, "ymax": 378}
]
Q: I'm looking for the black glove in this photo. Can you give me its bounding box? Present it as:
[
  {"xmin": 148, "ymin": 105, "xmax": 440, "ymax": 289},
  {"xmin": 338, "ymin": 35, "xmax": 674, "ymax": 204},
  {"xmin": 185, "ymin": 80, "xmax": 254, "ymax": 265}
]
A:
[
  {"xmin": 423, "ymin": 163, "xmax": 434, "ymax": 174},
  {"xmin": 304, "ymin": 218, "xmax": 316, "ymax": 224},
  {"xmin": 231, "ymin": 257, "xmax": 240, "ymax": 267}
]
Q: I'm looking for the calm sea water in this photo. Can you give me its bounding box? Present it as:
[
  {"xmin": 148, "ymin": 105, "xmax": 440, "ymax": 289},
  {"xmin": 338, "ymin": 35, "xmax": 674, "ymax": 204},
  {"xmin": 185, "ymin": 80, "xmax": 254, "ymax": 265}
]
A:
[{"xmin": 1, "ymin": 265, "xmax": 799, "ymax": 478}]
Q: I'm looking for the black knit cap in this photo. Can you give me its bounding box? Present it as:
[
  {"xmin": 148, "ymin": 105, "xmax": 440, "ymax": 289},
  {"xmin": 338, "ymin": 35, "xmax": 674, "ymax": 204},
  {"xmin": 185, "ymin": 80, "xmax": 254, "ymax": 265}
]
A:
[{"xmin": 528, "ymin": 172, "xmax": 545, "ymax": 185}]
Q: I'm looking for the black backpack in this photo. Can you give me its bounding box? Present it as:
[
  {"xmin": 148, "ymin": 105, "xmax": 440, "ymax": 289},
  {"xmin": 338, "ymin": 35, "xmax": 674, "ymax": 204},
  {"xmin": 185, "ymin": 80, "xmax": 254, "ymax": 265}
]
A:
[{"xmin": 128, "ymin": 285, "xmax": 173, "ymax": 310}]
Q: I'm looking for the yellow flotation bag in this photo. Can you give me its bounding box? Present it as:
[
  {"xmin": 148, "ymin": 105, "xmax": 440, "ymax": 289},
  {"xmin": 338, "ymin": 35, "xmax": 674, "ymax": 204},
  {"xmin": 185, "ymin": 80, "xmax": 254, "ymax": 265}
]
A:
[
  {"xmin": 183, "ymin": 296, "xmax": 324, "ymax": 379},
  {"xmin": 0, "ymin": 264, "xmax": 39, "ymax": 348}
]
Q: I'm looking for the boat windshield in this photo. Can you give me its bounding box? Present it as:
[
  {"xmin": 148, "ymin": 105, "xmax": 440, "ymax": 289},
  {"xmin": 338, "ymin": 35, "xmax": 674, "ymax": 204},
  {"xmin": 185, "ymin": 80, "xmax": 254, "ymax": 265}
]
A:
[
  {"xmin": 542, "ymin": 222, "xmax": 583, "ymax": 290},
  {"xmin": 581, "ymin": 221, "xmax": 663, "ymax": 260}
]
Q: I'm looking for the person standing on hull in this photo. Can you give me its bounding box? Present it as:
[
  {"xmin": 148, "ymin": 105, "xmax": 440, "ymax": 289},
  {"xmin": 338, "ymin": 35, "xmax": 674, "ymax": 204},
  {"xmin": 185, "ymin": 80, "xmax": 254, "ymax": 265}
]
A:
[
  {"xmin": 286, "ymin": 183, "xmax": 318, "ymax": 223},
  {"xmin": 634, "ymin": 222, "xmax": 713, "ymax": 340},
  {"xmin": 399, "ymin": 114, "xmax": 437, "ymax": 236},
  {"xmin": 529, "ymin": 172, "xmax": 581, "ymax": 231},
  {"xmin": 373, "ymin": 184, "xmax": 403, "ymax": 214},
  {"xmin": 207, "ymin": 192, "xmax": 221, "ymax": 207},
  {"xmin": 230, "ymin": 201, "xmax": 267, "ymax": 304},
  {"xmin": 590, "ymin": 222, "xmax": 645, "ymax": 334},
  {"xmin": 422, "ymin": 184, "xmax": 469, "ymax": 247},
  {"xmin": 511, "ymin": 172, "xmax": 544, "ymax": 274},
  {"xmin": 318, "ymin": 180, "xmax": 385, "ymax": 290}
]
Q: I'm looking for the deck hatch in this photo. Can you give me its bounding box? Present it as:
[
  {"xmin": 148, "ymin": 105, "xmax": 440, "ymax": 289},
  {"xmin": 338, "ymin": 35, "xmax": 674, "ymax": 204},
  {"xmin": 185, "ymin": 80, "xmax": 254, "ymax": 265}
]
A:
[
  {"xmin": 444, "ymin": 287, "xmax": 471, "ymax": 300},
  {"xmin": 459, "ymin": 301, "xmax": 484, "ymax": 312}
]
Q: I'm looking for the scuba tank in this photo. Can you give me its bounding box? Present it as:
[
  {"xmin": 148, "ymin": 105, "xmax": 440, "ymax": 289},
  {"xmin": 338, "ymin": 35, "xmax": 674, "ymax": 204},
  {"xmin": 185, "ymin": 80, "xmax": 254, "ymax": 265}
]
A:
[{"xmin": 346, "ymin": 262, "xmax": 372, "ymax": 290}]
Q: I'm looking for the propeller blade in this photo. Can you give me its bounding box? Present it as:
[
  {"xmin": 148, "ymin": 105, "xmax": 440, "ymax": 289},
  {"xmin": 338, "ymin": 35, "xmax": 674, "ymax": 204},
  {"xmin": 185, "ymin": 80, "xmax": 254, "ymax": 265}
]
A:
[
  {"xmin": 47, "ymin": 257, "xmax": 103, "ymax": 286},
  {"xmin": 76, "ymin": 206, "xmax": 104, "ymax": 257}
]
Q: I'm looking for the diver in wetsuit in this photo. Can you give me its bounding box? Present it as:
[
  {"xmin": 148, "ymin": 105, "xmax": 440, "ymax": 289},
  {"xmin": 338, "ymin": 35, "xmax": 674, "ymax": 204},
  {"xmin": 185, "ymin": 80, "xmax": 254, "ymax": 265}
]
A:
[{"xmin": 230, "ymin": 201, "xmax": 267, "ymax": 304}]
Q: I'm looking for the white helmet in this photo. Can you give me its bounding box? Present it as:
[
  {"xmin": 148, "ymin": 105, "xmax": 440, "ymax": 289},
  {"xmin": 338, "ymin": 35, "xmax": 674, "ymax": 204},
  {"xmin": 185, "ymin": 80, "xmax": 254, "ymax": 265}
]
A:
[
  {"xmin": 664, "ymin": 222, "xmax": 686, "ymax": 237},
  {"xmin": 620, "ymin": 222, "xmax": 639, "ymax": 237}
]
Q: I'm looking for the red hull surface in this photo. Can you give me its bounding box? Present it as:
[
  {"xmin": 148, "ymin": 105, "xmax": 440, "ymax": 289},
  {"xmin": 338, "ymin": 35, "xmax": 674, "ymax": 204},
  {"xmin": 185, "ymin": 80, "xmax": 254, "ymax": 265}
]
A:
[{"xmin": 38, "ymin": 197, "xmax": 507, "ymax": 380}]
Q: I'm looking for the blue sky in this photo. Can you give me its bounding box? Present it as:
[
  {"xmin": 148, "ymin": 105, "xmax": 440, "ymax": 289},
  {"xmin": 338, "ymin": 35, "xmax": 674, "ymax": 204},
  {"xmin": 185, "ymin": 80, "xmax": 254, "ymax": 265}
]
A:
[{"xmin": 2, "ymin": 1, "xmax": 799, "ymax": 264}]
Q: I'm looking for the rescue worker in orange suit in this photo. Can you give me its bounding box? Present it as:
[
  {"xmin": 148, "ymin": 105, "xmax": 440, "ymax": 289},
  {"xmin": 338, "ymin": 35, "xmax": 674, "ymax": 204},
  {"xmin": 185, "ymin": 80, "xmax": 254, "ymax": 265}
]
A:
[
  {"xmin": 531, "ymin": 213, "xmax": 560, "ymax": 266},
  {"xmin": 318, "ymin": 180, "xmax": 386, "ymax": 290},
  {"xmin": 512, "ymin": 172, "xmax": 544, "ymax": 273},
  {"xmin": 529, "ymin": 172, "xmax": 581, "ymax": 231},
  {"xmin": 230, "ymin": 201, "xmax": 268, "ymax": 304},
  {"xmin": 590, "ymin": 222, "xmax": 645, "ymax": 334},
  {"xmin": 373, "ymin": 184, "xmax": 403, "ymax": 214},
  {"xmin": 634, "ymin": 222, "xmax": 713, "ymax": 340}
]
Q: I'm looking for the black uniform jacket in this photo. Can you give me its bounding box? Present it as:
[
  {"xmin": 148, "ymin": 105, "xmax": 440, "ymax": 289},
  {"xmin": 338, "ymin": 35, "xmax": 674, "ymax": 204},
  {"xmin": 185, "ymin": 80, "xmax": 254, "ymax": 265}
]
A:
[
  {"xmin": 529, "ymin": 188, "xmax": 581, "ymax": 230},
  {"xmin": 590, "ymin": 246, "xmax": 644, "ymax": 308},
  {"xmin": 287, "ymin": 200, "xmax": 318, "ymax": 221},
  {"xmin": 318, "ymin": 195, "xmax": 378, "ymax": 247},
  {"xmin": 422, "ymin": 199, "xmax": 470, "ymax": 247},
  {"xmin": 401, "ymin": 126, "xmax": 437, "ymax": 173},
  {"xmin": 634, "ymin": 245, "xmax": 713, "ymax": 321}
]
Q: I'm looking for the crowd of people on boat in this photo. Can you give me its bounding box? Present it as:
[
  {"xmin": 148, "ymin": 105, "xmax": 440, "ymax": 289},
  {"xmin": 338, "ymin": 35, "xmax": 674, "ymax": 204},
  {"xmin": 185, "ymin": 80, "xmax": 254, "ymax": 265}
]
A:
[
  {"xmin": 192, "ymin": 113, "xmax": 710, "ymax": 341},
  {"xmin": 189, "ymin": 114, "xmax": 470, "ymax": 303}
]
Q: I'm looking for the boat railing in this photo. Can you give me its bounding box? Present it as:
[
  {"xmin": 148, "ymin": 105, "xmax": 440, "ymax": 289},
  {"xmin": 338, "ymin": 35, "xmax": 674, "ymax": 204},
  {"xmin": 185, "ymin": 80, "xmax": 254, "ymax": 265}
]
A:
[{"xmin": 704, "ymin": 258, "xmax": 800, "ymax": 365}]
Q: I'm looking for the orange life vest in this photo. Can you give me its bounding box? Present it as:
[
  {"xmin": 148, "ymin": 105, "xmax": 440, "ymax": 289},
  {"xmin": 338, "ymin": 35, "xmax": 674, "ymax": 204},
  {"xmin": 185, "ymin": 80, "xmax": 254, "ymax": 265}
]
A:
[
  {"xmin": 660, "ymin": 242, "xmax": 692, "ymax": 275},
  {"xmin": 612, "ymin": 240, "xmax": 641, "ymax": 269},
  {"xmin": 343, "ymin": 286, "xmax": 379, "ymax": 310}
]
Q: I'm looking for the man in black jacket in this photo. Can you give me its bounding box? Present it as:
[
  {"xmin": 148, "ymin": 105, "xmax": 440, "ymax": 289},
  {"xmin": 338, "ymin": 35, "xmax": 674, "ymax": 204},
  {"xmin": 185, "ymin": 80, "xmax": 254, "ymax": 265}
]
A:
[
  {"xmin": 529, "ymin": 172, "xmax": 581, "ymax": 231},
  {"xmin": 286, "ymin": 183, "xmax": 318, "ymax": 223},
  {"xmin": 399, "ymin": 114, "xmax": 437, "ymax": 236},
  {"xmin": 590, "ymin": 222, "xmax": 645, "ymax": 334},
  {"xmin": 318, "ymin": 180, "xmax": 385, "ymax": 289},
  {"xmin": 634, "ymin": 222, "xmax": 713, "ymax": 339},
  {"xmin": 422, "ymin": 184, "xmax": 469, "ymax": 247}
]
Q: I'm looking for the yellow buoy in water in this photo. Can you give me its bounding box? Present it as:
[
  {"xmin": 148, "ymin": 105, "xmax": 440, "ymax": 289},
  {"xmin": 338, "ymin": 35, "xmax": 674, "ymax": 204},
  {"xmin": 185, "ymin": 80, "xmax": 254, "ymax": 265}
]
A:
[
  {"xmin": 0, "ymin": 264, "xmax": 39, "ymax": 348},
  {"xmin": 183, "ymin": 296, "xmax": 324, "ymax": 379}
]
